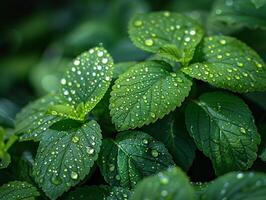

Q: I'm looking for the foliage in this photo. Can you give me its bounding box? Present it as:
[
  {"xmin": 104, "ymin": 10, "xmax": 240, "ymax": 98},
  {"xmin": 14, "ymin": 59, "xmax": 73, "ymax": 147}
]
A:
[{"xmin": 1, "ymin": 0, "xmax": 266, "ymax": 199}]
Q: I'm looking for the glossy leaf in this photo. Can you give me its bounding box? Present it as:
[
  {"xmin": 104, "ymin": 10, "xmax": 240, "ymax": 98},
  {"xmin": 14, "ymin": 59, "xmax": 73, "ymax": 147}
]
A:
[
  {"xmin": 182, "ymin": 36, "xmax": 266, "ymax": 92},
  {"xmin": 50, "ymin": 46, "xmax": 114, "ymax": 121},
  {"xmin": 110, "ymin": 61, "xmax": 192, "ymax": 131},
  {"xmin": 33, "ymin": 120, "xmax": 102, "ymax": 200},
  {"xmin": 15, "ymin": 94, "xmax": 63, "ymax": 141},
  {"xmin": 129, "ymin": 11, "xmax": 204, "ymax": 64},
  {"xmin": 202, "ymin": 171, "xmax": 266, "ymax": 200},
  {"xmin": 0, "ymin": 181, "xmax": 39, "ymax": 200},
  {"xmin": 130, "ymin": 167, "xmax": 195, "ymax": 200},
  {"xmin": 185, "ymin": 92, "xmax": 260, "ymax": 175},
  {"xmin": 98, "ymin": 131, "xmax": 174, "ymax": 189},
  {"xmin": 143, "ymin": 112, "xmax": 196, "ymax": 171}
]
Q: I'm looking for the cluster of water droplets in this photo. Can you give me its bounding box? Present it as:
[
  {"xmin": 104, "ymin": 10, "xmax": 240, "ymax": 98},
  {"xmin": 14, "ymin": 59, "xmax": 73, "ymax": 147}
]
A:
[
  {"xmin": 33, "ymin": 121, "xmax": 101, "ymax": 192},
  {"xmin": 59, "ymin": 47, "xmax": 113, "ymax": 115},
  {"xmin": 130, "ymin": 11, "xmax": 203, "ymax": 59},
  {"xmin": 110, "ymin": 62, "xmax": 191, "ymax": 130}
]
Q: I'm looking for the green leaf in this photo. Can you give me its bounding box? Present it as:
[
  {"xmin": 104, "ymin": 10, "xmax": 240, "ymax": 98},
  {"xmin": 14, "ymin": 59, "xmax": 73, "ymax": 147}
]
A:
[
  {"xmin": 182, "ymin": 36, "xmax": 266, "ymax": 93},
  {"xmin": 208, "ymin": 0, "xmax": 266, "ymax": 32},
  {"xmin": 185, "ymin": 92, "xmax": 260, "ymax": 175},
  {"xmin": 252, "ymin": 0, "xmax": 266, "ymax": 8},
  {"xmin": 143, "ymin": 112, "xmax": 196, "ymax": 171},
  {"xmin": 0, "ymin": 181, "xmax": 39, "ymax": 200},
  {"xmin": 98, "ymin": 131, "xmax": 174, "ymax": 189},
  {"xmin": 66, "ymin": 186, "xmax": 131, "ymax": 200},
  {"xmin": 113, "ymin": 62, "xmax": 137, "ymax": 79},
  {"xmin": 129, "ymin": 11, "xmax": 204, "ymax": 64},
  {"xmin": 15, "ymin": 94, "xmax": 63, "ymax": 141},
  {"xmin": 202, "ymin": 171, "xmax": 266, "ymax": 200},
  {"xmin": 260, "ymin": 149, "xmax": 266, "ymax": 162},
  {"xmin": 110, "ymin": 61, "xmax": 192, "ymax": 131},
  {"xmin": 33, "ymin": 120, "xmax": 102, "ymax": 200},
  {"xmin": 130, "ymin": 167, "xmax": 195, "ymax": 200},
  {"xmin": 51, "ymin": 46, "xmax": 114, "ymax": 121},
  {"xmin": 0, "ymin": 128, "xmax": 11, "ymax": 169}
]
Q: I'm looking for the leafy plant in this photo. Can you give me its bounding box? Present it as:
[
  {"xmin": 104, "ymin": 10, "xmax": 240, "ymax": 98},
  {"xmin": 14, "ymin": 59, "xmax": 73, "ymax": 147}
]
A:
[{"xmin": 1, "ymin": 4, "xmax": 266, "ymax": 200}]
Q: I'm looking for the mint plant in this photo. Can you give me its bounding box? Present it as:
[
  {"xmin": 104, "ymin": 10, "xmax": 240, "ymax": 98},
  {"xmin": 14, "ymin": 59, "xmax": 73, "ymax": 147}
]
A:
[{"xmin": 1, "ymin": 9, "xmax": 266, "ymax": 200}]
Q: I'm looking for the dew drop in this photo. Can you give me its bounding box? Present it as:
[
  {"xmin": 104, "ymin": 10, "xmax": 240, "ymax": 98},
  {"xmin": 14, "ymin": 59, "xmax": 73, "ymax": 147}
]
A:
[
  {"xmin": 142, "ymin": 139, "xmax": 148, "ymax": 144},
  {"xmin": 102, "ymin": 58, "xmax": 108, "ymax": 64},
  {"xmin": 219, "ymin": 39, "xmax": 226, "ymax": 45},
  {"xmin": 51, "ymin": 175, "xmax": 62, "ymax": 185},
  {"xmin": 145, "ymin": 39, "xmax": 154, "ymax": 46},
  {"xmin": 134, "ymin": 20, "xmax": 143, "ymax": 27},
  {"xmin": 151, "ymin": 112, "xmax": 156, "ymax": 118},
  {"xmin": 74, "ymin": 60, "xmax": 80, "ymax": 66},
  {"xmin": 72, "ymin": 136, "xmax": 79, "ymax": 143},
  {"xmin": 109, "ymin": 164, "xmax": 115, "ymax": 172},
  {"xmin": 189, "ymin": 30, "xmax": 196, "ymax": 35},
  {"xmin": 161, "ymin": 190, "xmax": 168, "ymax": 197},
  {"xmin": 151, "ymin": 150, "xmax": 159, "ymax": 157},
  {"xmin": 61, "ymin": 78, "xmax": 66, "ymax": 85},
  {"xmin": 86, "ymin": 147, "xmax": 95, "ymax": 155},
  {"xmin": 71, "ymin": 171, "xmax": 79, "ymax": 180},
  {"xmin": 236, "ymin": 173, "xmax": 244, "ymax": 179},
  {"xmin": 240, "ymin": 127, "xmax": 246, "ymax": 134}
]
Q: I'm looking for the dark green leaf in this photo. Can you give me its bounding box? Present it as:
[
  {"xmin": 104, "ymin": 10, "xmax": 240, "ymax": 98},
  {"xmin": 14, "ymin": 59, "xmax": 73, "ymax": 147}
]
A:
[
  {"xmin": 129, "ymin": 11, "xmax": 204, "ymax": 64},
  {"xmin": 143, "ymin": 112, "xmax": 196, "ymax": 171},
  {"xmin": 113, "ymin": 62, "xmax": 137, "ymax": 79},
  {"xmin": 182, "ymin": 36, "xmax": 266, "ymax": 92},
  {"xmin": 202, "ymin": 171, "xmax": 266, "ymax": 200},
  {"xmin": 33, "ymin": 120, "xmax": 102, "ymax": 199},
  {"xmin": 0, "ymin": 181, "xmax": 39, "ymax": 200},
  {"xmin": 50, "ymin": 47, "xmax": 114, "ymax": 121},
  {"xmin": 15, "ymin": 94, "xmax": 63, "ymax": 141},
  {"xmin": 98, "ymin": 131, "xmax": 174, "ymax": 189},
  {"xmin": 208, "ymin": 0, "xmax": 266, "ymax": 32},
  {"xmin": 110, "ymin": 61, "xmax": 192, "ymax": 131},
  {"xmin": 185, "ymin": 92, "xmax": 260, "ymax": 175},
  {"xmin": 130, "ymin": 167, "xmax": 195, "ymax": 200}
]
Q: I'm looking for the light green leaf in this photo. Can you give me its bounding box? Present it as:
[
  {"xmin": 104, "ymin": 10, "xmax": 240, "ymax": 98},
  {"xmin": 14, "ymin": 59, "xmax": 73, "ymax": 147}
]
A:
[
  {"xmin": 66, "ymin": 186, "xmax": 131, "ymax": 200},
  {"xmin": 129, "ymin": 11, "xmax": 204, "ymax": 64},
  {"xmin": 143, "ymin": 112, "xmax": 196, "ymax": 171},
  {"xmin": 110, "ymin": 61, "xmax": 192, "ymax": 131},
  {"xmin": 0, "ymin": 181, "xmax": 39, "ymax": 200},
  {"xmin": 0, "ymin": 128, "xmax": 11, "ymax": 169},
  {"xmin": 51, "ymin": 46, "xmax": 114, "ymax": 121},
  {"xmin": 130, "ymin": 167, "xmax": 195, "ymax": 200},
  {"xmin": 185, "ymin": 92, "xmax": 260, "ymax": 175},
  {"xmin": 208, "ymin": 0, "xmax": 266, "ymax": 33},
  {"xmin": 98, "ymin": 131, "xmax": 174, "ymax": 189},
  {"xmin": 15, "ymin": 94, "xmax": 63, "ymax": 141},
  {"xmin": 202, "ymin": 171, "xmax": 266, "ymax": 200},
  {"xmin": 33, "ymin": 120, "xmax": 102, "ymax": 200},
  {"xmin": 182, "ymin": 36, "xmax": 266, "ymax": 93}
]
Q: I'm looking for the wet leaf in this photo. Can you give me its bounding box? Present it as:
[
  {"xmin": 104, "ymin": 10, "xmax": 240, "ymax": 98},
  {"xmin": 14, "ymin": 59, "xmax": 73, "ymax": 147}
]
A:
[
  {"xmin": 182, "ymin": 36, "xmax": 266, "ymax": 92},
  {"xmin": 98, "ymin": 131, "xmax": 174, "ymax": 189},
  {"xmin": 110, "ymin": 61, "xmax": 192, "ymax": 131},
  {"xmin": 185, "ymin": 92, "xmax": 260, "ymax": 175}
]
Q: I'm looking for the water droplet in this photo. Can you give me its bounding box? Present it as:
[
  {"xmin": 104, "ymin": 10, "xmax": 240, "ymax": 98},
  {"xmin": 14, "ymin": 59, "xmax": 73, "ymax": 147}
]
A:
[
  {"xmin": 219, "ymin": 39, "xmax": 226, "ymax": 45},
  {"xmin": 72, "ymin": 136, "xmax": 79, "ymax": 143},
  {"xmin": 145, "ymin": 39, "xmax": 154, "ymax": 46},
  {"xmin": 217, "ymin": 55, "xmax": 223, "ymax": 59},
  {"xmin": 109, "ymin": 164, "xmax": 115, "ymax": 172},
  {"xmin": 102, "ymin": 58, "xmax": 108, "ymax": 64},
  {"xmin": 161, "ymin": 190, "xmax": 168, "ymax": 197},
  {"xmin": 71, "ymin": 171, "xmax": 79, "ymax": 180},
  {"xmin": 74, "ymin": 60, "xmax": 80, "ymax": 66},
  {"xmin": 163, "ymin": 11, "xmax": 170, "ymax": 17},
  {"xmin": 237, "ymin": 62, "xmax": 243, "ymax": 67},
  {"xmin": 240, "ymin": 127, "xmax": 246, "ymax": 134},
  {"xmin": 143, "ymin": 139, "xmax": 148, "ymax": 144},
  {"xmin": 189, "ymin": 30, "xmax": 196, "ymax": 35},
  {"xmin": 185, "ymin": 37, "xmax": 191, "ymax": 42},
  {"xmin": 236, "ymin": 173, "xmax": 244, "ymax": 179},
  {"xmin": 151, "ymin": 112, "xmax": 156, "ymax": 118},
  {"xmin": 105, "ymin": 76, "xmax": 111, "ymax": 81},
  {"xmin": 256, "ymin": 63, "xmax": 262, "ymax": 68},
  {"xmin": 134, "ymin": 20, "xmax": 143, "ymax": 27},
  {"xmin": 61, "ymin": 78, "xmax": 66, "ymax": 85},
  {"xmin": 97, "ymin": 51, "xmax": 104, "ymax": 57},
  {"xmin": 151, "ymin": 150, "xmax": 159, "ymax": 157},
  {"xmin": 86, "ymin": 147, "xmax": 95, "ymax": 155},
  {"xmin": 51, "ymin": 175, "xmax": 62, "ymax": 185}
]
